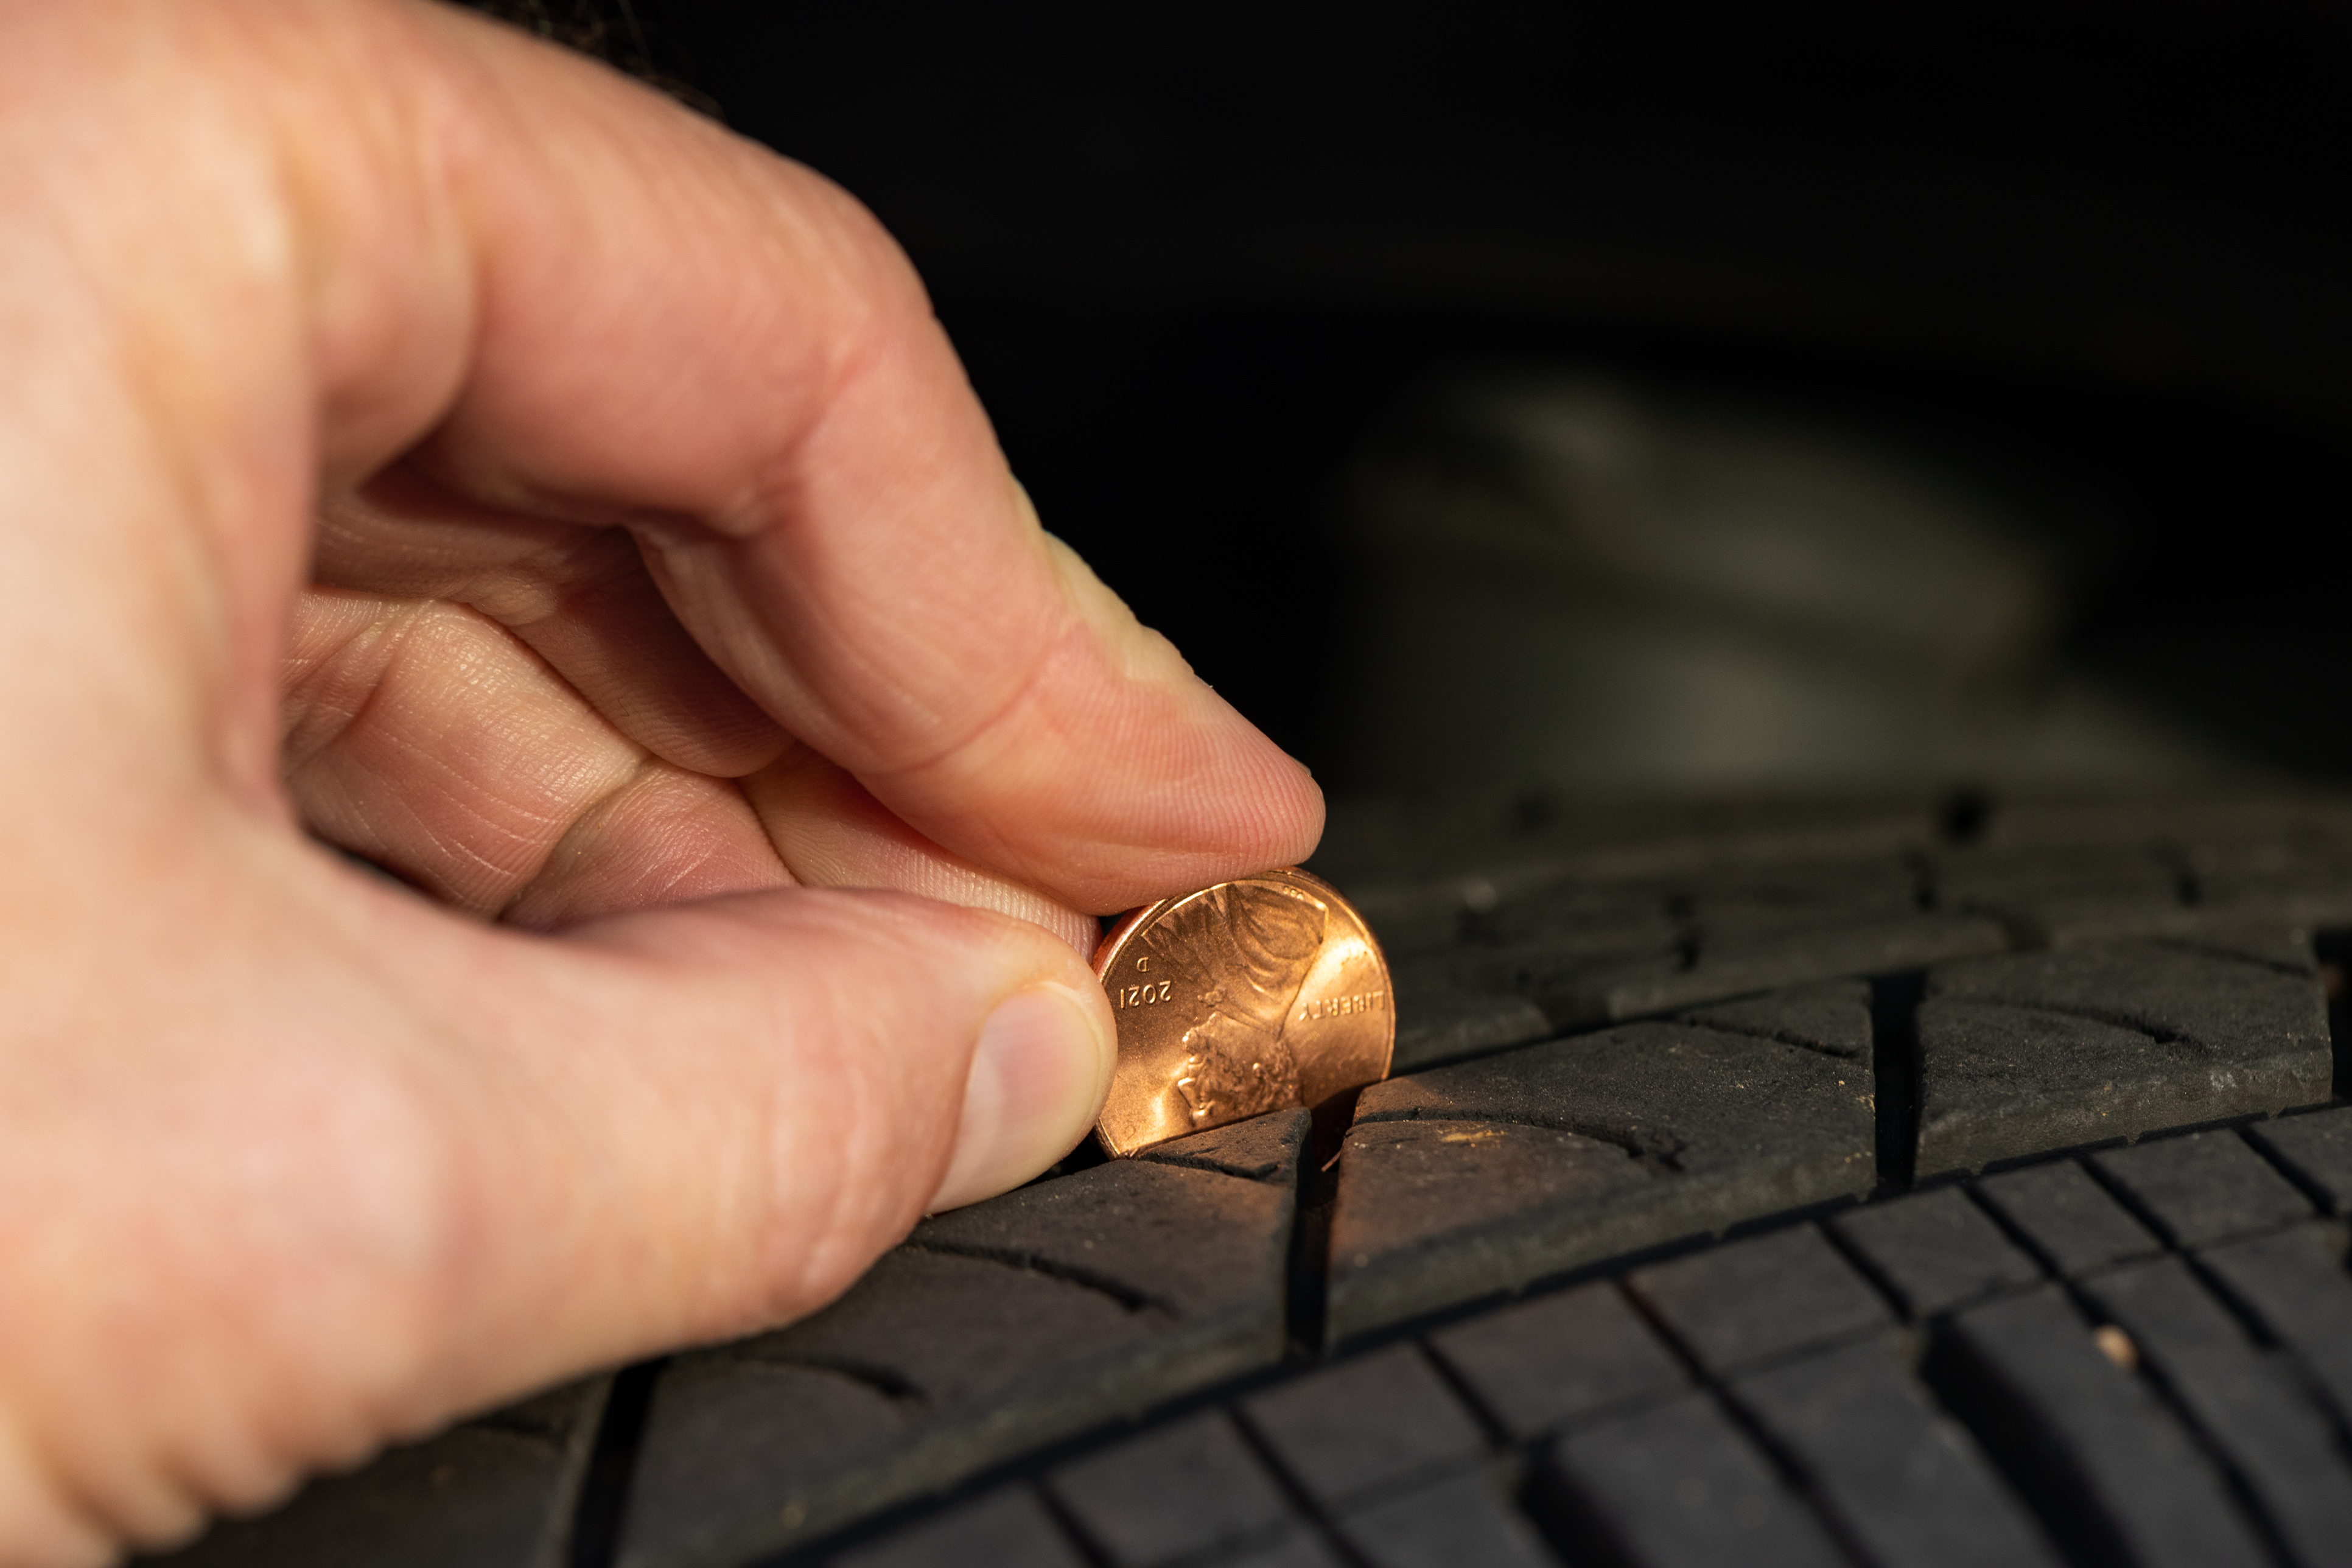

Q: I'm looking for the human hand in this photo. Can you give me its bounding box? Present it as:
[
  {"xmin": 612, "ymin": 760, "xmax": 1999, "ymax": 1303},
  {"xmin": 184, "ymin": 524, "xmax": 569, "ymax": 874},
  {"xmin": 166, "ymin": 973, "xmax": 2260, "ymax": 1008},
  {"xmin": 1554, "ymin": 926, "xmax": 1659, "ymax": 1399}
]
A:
[{"xmin": 0, "ymin": 2, "xmax": 1320, "ymax": 1560}]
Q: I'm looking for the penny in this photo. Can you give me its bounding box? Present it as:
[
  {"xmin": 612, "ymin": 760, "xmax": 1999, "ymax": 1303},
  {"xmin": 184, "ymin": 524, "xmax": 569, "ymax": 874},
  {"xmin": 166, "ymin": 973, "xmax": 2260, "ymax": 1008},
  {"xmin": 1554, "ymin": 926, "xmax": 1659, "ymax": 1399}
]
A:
[{"xmin": 1091, "ymin": 866, "xmax": 1394, "ymax": 1157}]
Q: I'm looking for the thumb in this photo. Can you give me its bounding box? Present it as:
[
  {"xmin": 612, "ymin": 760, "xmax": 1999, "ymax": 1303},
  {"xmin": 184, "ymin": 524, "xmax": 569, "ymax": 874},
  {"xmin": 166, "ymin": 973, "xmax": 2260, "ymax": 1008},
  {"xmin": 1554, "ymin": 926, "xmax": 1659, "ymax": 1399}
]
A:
[{"xmin": 449, "ymin": 884, "xmax": 1119, "ymax": 1381}]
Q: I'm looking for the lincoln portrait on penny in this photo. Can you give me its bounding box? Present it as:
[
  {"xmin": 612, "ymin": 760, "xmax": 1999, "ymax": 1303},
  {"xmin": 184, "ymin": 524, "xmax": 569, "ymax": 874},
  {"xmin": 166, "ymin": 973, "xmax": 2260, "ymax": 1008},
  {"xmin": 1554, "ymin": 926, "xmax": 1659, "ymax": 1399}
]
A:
[{"xmin": 1144, "ymin": 883, "xmax": 1329, "ymax": 1125}]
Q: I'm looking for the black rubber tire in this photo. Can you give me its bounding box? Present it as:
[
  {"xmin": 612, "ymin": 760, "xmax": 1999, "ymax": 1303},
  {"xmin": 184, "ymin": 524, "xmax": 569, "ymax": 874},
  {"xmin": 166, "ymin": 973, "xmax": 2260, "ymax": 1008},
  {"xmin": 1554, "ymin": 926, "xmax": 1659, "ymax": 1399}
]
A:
[{"xmin": 151, "ymin": 788, "xmax": 2352, "ymax": 1568}]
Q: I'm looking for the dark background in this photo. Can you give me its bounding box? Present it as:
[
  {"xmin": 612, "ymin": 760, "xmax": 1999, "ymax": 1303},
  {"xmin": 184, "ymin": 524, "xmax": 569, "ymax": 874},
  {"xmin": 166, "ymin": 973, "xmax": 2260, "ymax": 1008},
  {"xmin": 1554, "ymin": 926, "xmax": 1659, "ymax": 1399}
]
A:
[{"xmin": 534, "ymin": 1, "xmax": 2350, "ymax": 785}]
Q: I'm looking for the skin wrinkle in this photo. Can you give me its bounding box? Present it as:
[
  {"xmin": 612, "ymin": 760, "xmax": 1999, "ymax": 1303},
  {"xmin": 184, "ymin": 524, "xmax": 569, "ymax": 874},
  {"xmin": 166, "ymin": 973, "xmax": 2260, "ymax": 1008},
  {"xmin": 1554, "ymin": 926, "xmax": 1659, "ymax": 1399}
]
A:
[
  {"xmin": 689, "ymin": 183, "xmax": 915, "ymax": 548},
  {"xmin": 292, "ymin": 651, "xmax": 593, "ymax": 905},
  {"xmin": 865, "ymin": 564, "xmax": 1077, "ymax": 789},
  {"xmin": 662, "ymin": 292, "xmax": 1029, "ymax": 750},
  {"xmin": 290, "ymin": 599, "xmax": 640, "ymax": 907},
  {"xmin": 319, "ymin": 467, "xmax": 785, "ymax": 783},
  {"xmin": 317, "ymin": 475, "xmax": 577, "ymax": 597},
  {"xmin": 746, "ymin": 751, "xmax": 1095, "ymax": 953},
  {"xmin": 505, "ymin": 761, "xmax": 788, "ymax": 929},
  {"xmin": 291, "ymin": 591, "xmax": 797, "ymax": 917},
  {"xmin": 422, "ymin": 87, "xmax": 866, "ymax": 525},
  {"xmin": 279, "ymin": 598, "xmax": 401, "ymax": 763},
  {"xmin": 281, "ymin": 607, "xmax": 415, "ymax": 774},
  {"xmin": 264, "ymin": 13, "xmax": 461, "ymax": 482},
  {"xmin": 458, "ymin": 532, "xmax": 785, "ymax": 777},
  {"xmin": 890, "ymin": 616, "xmax": 1301, "ymax": 892},
  {"xmin": 712, "ymin": 500, "xmax": 1235, "ymax": 886},
  {"xmin": 614, "ymin": 816, "xmax": 765, "ymax": 908}
]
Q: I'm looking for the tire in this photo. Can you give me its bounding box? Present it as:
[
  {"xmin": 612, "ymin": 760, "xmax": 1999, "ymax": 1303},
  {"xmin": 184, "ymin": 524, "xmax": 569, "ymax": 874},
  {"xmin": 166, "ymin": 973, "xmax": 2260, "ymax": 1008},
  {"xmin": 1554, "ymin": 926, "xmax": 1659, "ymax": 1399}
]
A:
[{"xmin": 152, "ymin": 788, "xmax": 2352, "ymax": 1568}]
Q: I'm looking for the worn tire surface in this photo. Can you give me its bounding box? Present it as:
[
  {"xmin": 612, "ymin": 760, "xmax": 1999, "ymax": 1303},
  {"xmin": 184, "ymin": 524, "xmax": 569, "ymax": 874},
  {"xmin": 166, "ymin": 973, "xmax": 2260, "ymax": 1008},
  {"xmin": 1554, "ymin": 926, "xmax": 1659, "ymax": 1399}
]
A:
[{"xmin": 153, "ymin": 788, "xmax": 2352, "ymax": 1568}]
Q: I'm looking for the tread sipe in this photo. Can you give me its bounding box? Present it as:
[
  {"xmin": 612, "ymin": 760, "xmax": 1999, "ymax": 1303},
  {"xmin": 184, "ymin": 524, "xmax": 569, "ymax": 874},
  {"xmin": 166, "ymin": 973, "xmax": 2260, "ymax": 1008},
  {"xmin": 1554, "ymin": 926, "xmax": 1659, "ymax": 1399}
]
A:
[{"xmin": 153, "ymin": 789, "xmax": 2352, "ymax": 1568}]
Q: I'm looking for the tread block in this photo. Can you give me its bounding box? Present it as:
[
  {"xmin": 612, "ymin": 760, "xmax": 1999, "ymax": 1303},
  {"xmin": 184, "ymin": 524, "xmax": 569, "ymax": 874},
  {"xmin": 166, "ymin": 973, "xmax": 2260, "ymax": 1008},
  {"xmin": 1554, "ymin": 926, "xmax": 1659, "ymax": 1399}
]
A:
[
  {"xmin": 1198, "ymin": 1530, "xmax": 1348, "ymax": 1568},
  {"xmin": 1680, "ymin": 981, "xmax": 1872, "ymax": 1060},
  {"xmin": 1418, "ymin": 861, "xmax": 2003, "ymax": 1033},
  {"xmin": 151, "ymin": 1379, "xmax": 606, "ymax": 1568},
  {"xmin": 1930, "ymin": 845, "xmax": 2188, "ymax": 947},
  {"xmin": 1388, "ymin": 965, "xmax": 1555, "ymax": 1073},
  {"xmin": 1505, "ymin": 912, "xmax": 2004, "ymax": 1031},
  {"xmin": 2154, "ymin": 923, "xmax": 2325, "ymax": 975},
  {"xmin": 1045, "ymin": 1412, "xmax": 1292, "ymax": 1568},
  {"xmin": 1430, "ymin": 884, "xmax": 1678, "ymax": 1006},
  {"xmin": 1667, "ymin": 864, "xmax": 2002, "ymax": 1015},
  {"xmin": 1239, "ymin": 1344, "xmax": 1486, "ymax": 1508},
  {"xmin": 1981, "ymin": 796, "xmax": 2352, "ymax": 855},
  {"xmin": 1335, "ymin": 1471, "xmax": 1557, "ymax": 1568},
  {"xmin": 1830, "ymin": 1188, "xmax": 2041, "ymax": 1317},
  {"xmin": 1926, "ymin": 1286, "xmax": 2268, "ymax": 1568},
  {"xmin": 1545, "ymin": 1392, "xmax": 1846, "ymax": 1568},
  {"xmin": 620, "ymin": 1150, "xmax": 1296, "ymax": 1568},
  {"xmin": 2245, "ymin": 1105, "xmax": 2352, "ymax": 1214},
  {"xmin": 834, "ymin": 1488, "xmax": 1086, "ymax": 1568},
  {"xmin": 2079, "ymin": 1256, "xmax": 2352, "ymax": 1568},
  {"xmin": 1447, "ymin": 929, "xmax": 1681, "ymax": 1035},
  {"xmin": 1917, "ymin": 941, "xmax": 2329, "ymax": 1176},
  {"xmin": 1328, "ymin": 1118, "xmax": 1654, "ymax": 1341},
  {"xmin": 1312, "ymin": 794, "xmax": 1941, "ymax": 901},
  {"xmin": 1647, "ymin": 917, "xmax": 2006, "ymax": 1023},
  {"xmin": 1916, "ymin": 1001, "xmax": 2189, "ymax": 1176},
  {"xmin": 1441, "ymin": 880, "xmax": 1678, "ymax": 960},
  {"xmin": 1973, "ymin": 1161, "xmax": 2160, "ymax": 1276},
  {"xmin": 1627, "ymin": 1227, "xmax": 1889, "ymax": 1373},
  {"xmin": 1732, "ymin": 1337, "xmax": 2062, "ymax": 1568},
  {"xmin": 1940, "ymin": 931, "xmax": 2329, "ymax": 1041},
  {"xmin": 1136, "ymin": 1107, "xmax": 1311, "ymax": 1183},
  {"xmin": 2091, "ymin": 1130, "xmax": 2313, "ymax": 1247},
  {"xmin": 622, "ymin": 1358, "xmax": 907, "ymax": 1566},
  {"xmin": 1427, "ymin": 1281, "xmax": 1686, "ymax": 1440},
  {"xmin": 2191, "ymin": 837, "xmax": 2352, "ymax": 925},
  {"xmin": 1331, "ymin": 1023, "xmax": 1873, "ymax": 1340},
  {"xmin": 2200, "ymin": 1223, "xmax": 2352, "ymax": 1424}
]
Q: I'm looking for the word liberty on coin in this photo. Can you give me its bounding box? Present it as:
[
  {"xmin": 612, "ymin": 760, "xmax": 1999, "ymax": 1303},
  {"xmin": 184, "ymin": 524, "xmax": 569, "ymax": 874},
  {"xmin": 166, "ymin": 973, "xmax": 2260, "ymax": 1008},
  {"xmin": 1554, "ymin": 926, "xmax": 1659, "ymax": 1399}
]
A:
[{"xmin": 1090, "ymin": 867, "xmax": 1395, "ymax": 1157}]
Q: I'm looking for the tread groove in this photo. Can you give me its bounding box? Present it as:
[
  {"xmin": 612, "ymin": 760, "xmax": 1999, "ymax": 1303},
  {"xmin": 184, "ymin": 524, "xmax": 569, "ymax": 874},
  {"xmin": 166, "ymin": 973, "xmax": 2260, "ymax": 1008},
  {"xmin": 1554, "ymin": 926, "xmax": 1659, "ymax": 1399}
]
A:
[
  {"xmin": 1226, "ymin": 1394, "xmax": 1380, "ymax": 1568},
  {"xmin": 753, "ymin": 1356, "xmax": 929, "ymax": 1407},
  {"xmin": 1673, "ymin": 1010, "xmax": 1860, "ymax": 1063},
  {"xmin": 1936, "ymin": 788, "xmax": 1995, "ymax": 846},
  {"xmin": 2231, "ymin": 1123, "xmax": 2344, "ymax": 1230},
  {"xmin": 894, "ymin": 1242, "xmax": 1174, "ymax": 1315},
  {"xmin": 567, "ymin": 1358, "xmax": 663, "ymax": 1568},
  {"xmin": 1286, "ymin": 1091, "xmax": 1357, "ymax": 1356},
  {"xmin": 1869, "ymin": 973, "xmax": 1925, "ymax": 1192},
  {"xmin": 1612, "ymin": 1270, "xmax": 1880, "ymax": 1566},
  {"xmin": 2315, "ymin": 928, "xmax": 2350, "ymax": 1099},
  {"xmin": 1960, "ymin": 1175, "xmax": 2074, "ymax": 1277}
]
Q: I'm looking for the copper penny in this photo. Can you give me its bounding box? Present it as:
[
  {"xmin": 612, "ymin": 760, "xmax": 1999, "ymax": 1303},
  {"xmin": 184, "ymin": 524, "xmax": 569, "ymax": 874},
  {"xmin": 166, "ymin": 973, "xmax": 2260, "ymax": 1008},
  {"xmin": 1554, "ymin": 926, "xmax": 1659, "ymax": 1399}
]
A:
[{"xmin": 1090, "ymin": 866, "xmax": 1394, "ymax": 1157}]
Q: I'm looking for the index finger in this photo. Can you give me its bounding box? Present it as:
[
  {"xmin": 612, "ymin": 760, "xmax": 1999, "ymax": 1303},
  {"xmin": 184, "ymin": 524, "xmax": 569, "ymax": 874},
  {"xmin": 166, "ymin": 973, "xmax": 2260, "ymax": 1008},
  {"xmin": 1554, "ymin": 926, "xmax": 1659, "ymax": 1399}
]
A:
[{"xmin": 393, "ymin": 13, "xmax": 1322, "ymax": 912}]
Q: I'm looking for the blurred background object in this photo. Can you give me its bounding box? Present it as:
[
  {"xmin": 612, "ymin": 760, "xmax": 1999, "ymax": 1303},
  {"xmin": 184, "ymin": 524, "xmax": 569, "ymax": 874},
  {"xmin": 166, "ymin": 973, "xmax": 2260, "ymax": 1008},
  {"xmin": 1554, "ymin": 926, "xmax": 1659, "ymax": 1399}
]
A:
[
  {"xmin": 528, "ymin": 0, "xmax": 2352, "ymax": 794},
  {"xmin": 1334, "ymin": 373, "xmax": 2238, "ymax": 789}
]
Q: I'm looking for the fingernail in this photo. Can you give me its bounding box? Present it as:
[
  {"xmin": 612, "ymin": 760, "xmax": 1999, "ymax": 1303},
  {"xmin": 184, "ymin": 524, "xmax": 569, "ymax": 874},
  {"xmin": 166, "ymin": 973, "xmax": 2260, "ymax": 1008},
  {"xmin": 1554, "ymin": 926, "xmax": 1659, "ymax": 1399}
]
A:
[{"xmin": 928, "ymin": 983, "xmax": 1116, "ymax": 1211}]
